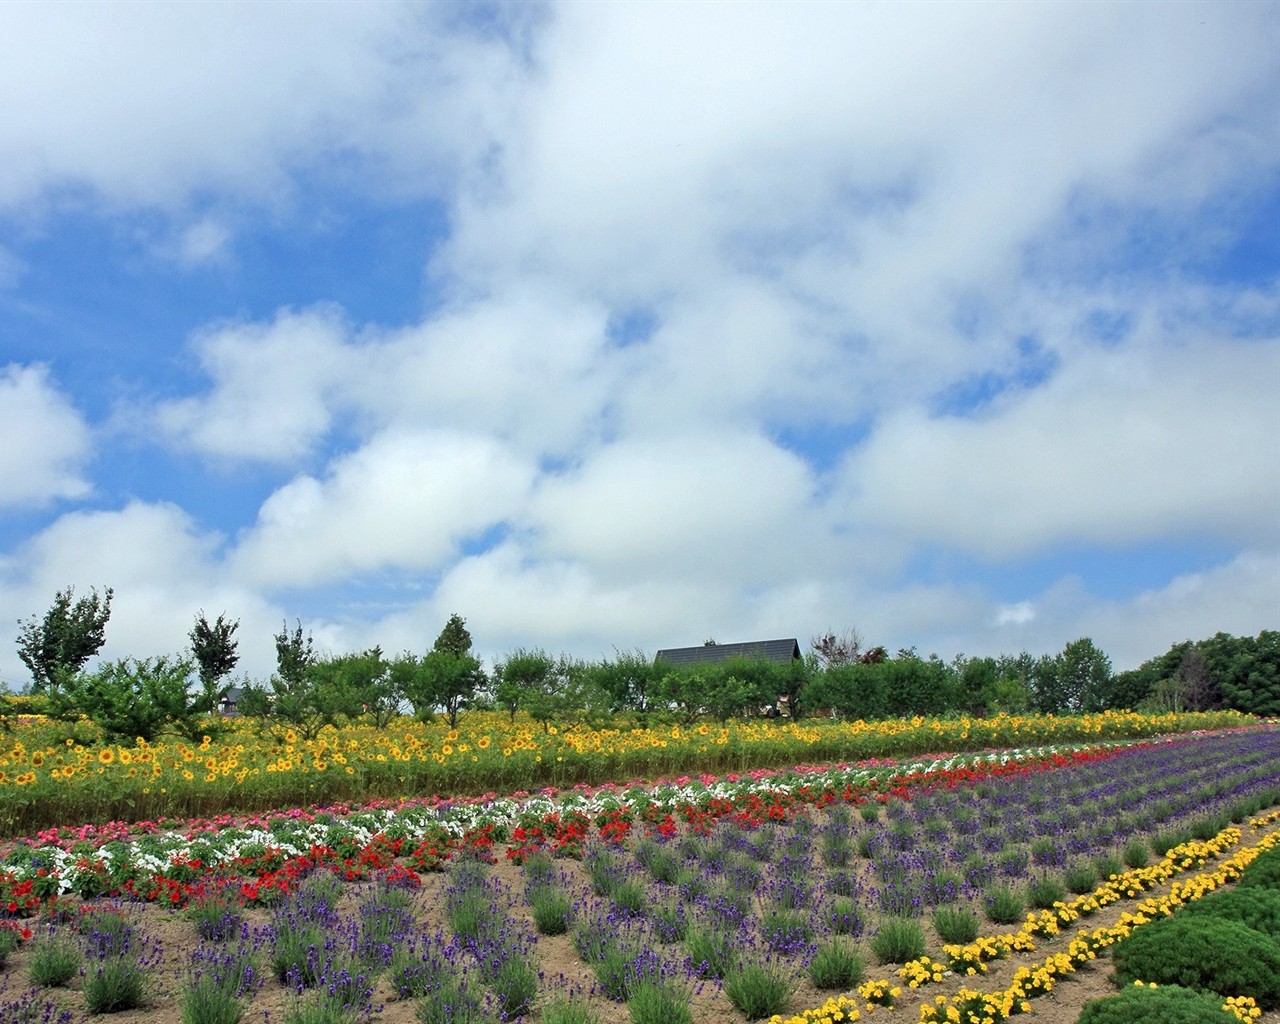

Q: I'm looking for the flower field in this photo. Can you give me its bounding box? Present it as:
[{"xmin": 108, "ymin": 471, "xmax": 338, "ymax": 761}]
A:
[
  {"xmin": 0, "ymin": 708, "xmax": 1251, "ymax": 837},
  {"xmin": 0, "ymin": 719, "xmax": 1276, "ymax": 1024}
]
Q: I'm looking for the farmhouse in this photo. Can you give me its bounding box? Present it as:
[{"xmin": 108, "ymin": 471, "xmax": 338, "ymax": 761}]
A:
[{"xmin": 653, "ymin": 638, "xmax": 802, "ymax": 668}]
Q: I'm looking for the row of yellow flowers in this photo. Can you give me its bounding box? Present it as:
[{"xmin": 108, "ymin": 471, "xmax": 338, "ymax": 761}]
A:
[
  {"xmin": 0, "ymin": 707, "xmax": 1254, "ymax": 836},
  {"xmin": 767, "ymin": 808, "xmax": 1280, "ymax": 1024}
]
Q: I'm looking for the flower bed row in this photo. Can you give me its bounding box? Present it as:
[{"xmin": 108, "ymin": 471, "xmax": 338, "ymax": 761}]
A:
[
  {"xmin": 0, "ymin": 742, "xmax": 1129, "ymax": 914},
  {"xmin": 767, "ymin": 808, "xmax": 1280, "ymax": 1024}
]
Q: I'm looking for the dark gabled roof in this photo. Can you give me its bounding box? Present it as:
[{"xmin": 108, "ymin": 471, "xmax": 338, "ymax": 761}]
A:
[{"xmin": 654, "ymin": 638, "xmax": 802, "ymax": 668}]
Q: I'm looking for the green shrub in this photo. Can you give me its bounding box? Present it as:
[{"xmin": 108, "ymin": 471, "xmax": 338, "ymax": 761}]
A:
[
  {"xmin": 84, "ymin": 959, "xmax": 148, "ymax": 1014},
  {"xmin": 1112, "ymin": 916, "xmax": 1280, "ymax": 1008},
  {"xmin": 808, "ymin": 940, "xmax": 865, "ymax": 990},
  {"xmin": 1151, "ymin": 828, "xmax": 1193, "ymax": 857},
  {"xmin": 0, "ymin": 929, "xmax": 18, "ymax": 968},
  {"xmin": 1063, "ymin": 863, "xmax": 1099, "ymax": 895},
  {"xmin": 1179, "ymin": 886, "xmax": 1280, "ymax": 939},
  {"xmin": 1123, "ymin": 840, "xmax": 1150, "ymax": 869},
  {"xmin": 1094, "ymin": 852, "xmax": 1124, "ymax": 881},
  {"xmin": 541, "ymin": 997, "xmax": 601, "ymax": 1024},
  {"xmin": 1078, "ymin": 983, "xmax": 1238, "ymax": 1024},
  {"xmin": 528, "ymin": 885, "xmax": 573, "ymax": 935},
  {"xmin": 982, "ymin": 885, "xmax": 1024, "ymax": 925},
  {"xmin": 870, "ymin": 917, "xmax": 926, "ymax": 965},
  {"xmin": 627, "ymin": 980, "xmax": 692, "ymax": 1024},
  {"xmin": 723, "ymin": 962, "xmax": 795, "ymax": 1020},
  {"xmin": 1026, "ymin": 875, "xmax": 1066, "ymax": 910},
  {"xmin": 1239, "ymin": 846, "xmax": 1280, "ymax": 891},
  {"xmin": 933, "ymin": 906, "xmax": 980, "ymax": 945},
  {"xmin": 28, "ymin": 933, "xmax": 80, "ymax": 987}
]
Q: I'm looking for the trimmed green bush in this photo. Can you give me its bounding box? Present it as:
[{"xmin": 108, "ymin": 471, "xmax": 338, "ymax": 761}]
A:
[
  {"xmin": 1238, "ymin": 846, "xmax": 1280, "ymax": 891},
  {"xmin": 1112, "ymin": 916, "xmax": 1280, "ymax": 1009},
  {"xmin": 1179, "ymin": 886, "xmax": 1280, "ymax": 939},
  {"xmin": 1078, "ymin": 983, "xmax": 1238, "ymax": 1024}
]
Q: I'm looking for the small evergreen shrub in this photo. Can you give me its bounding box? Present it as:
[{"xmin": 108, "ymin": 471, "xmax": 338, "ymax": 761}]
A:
[
  {"xmin": 28, "ymin": 933, "xmax": 81, "ymax": 987},
  {"xmin": 1112, "ymin": 916, "xmax": 1280, "ymax": 1008},
  {"xmin": 541, "ymin": 997, "xmax": 601, "ymax": 1024},
  {"xmin": 1078, "ymin": 983, "xmax": 1238, "ymax": 1024}
]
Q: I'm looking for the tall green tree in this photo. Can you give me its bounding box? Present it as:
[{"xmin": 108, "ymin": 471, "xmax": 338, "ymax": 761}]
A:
[
  {"xmin": 16, "ymin": 585, "xmax": 114, "ymax": 693},
  {"xmin": 188, "ymin": 611, "xmax": 240, "ymax": 710},
  {"xmin": 433, "ymin": 613, "xmax": 474, "ymax": 657},
  {"xmin": 239, "ymin": 620, "xmax": 335, "ymax": 739}
]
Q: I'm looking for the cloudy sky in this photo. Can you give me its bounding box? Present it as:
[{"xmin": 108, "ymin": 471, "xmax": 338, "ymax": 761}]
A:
[{"xmin": 1, "ymin": 1, "xmax": 1277, "ymax": 687}]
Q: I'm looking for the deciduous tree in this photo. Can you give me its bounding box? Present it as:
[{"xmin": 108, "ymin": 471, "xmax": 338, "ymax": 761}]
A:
[{"xmin": 16, "ymin": 585, "xmax": 113, "ymax": 693}]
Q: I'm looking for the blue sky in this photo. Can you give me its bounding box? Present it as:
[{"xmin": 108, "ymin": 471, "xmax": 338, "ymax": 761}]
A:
[{"xmin": 1, "ymin": 1, "xmax": 1277, "ymax": 687}]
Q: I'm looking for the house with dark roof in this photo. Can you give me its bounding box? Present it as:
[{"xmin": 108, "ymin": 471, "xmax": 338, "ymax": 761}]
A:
[{"xmin": 654, "ymin": 638, "xmax": 802, "ymax": 668}]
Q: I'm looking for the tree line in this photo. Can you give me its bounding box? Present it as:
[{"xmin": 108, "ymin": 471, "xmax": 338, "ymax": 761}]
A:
[{"xmin": 7, "ymin": 585, "xmax": 1278, "ymax": 744}]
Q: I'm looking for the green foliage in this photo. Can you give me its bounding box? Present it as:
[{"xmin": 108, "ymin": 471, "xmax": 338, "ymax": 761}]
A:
[
  {"xmin": 1123, "ymin": 839, "xmax": 1151, "ymax": 869},
  {"xmin": 1078, "ymin": 984, "xmax": 1239, "ymax": 1024},
  {"xmin": 722, "ymin": 961, "xmax": 795, "ymax": 1020},
  {"xmin": 28, "ymin": 931, "xmax": 80, "ymax": 987},
  {"xmin": 1063, "ymin": 863, "xmax": 1099, "ymax": 895},
  {"xmin": 933, "ymin": 906, "xmax": 980, "ymax": 944},
  {"xmin": 52, "ymin": 655, "xmax": 202, "ymax": 742},
  {"xmin": 808, "ymin": 940, "xmax": 865, "ymax": 990},
  {"xmin": 982, "ymin": 885, "xmax": 1025, "ymax": 925},
  {"xmin": 870, "ymin": 917, "xmax": 926, "ymax": 964},
  {"xmin": 1111, "ymin": 915, "xmax": 1280, "ymax": 1008},
  {"xmin": 83, "ymin": 958, "xmax": 148, "ymax": 1014},
  {"xmin": 432, "ymin": 613, "xmax": 473, "ymax": 657},
  {"xmin": 1026, "ymin": 875, "xmax": 1066, "ymax": 910},
  {"xmin": 16, "ymin": 584, "xmax": 113, "ymax": 693},
  {"xmin": 189, "ymin": 611, "xmax": 240, "ymax": 707},
  {"xmin": 1179, "ymin": 886, "xmax": 1280, "ymax": 939},
  {"xmin": 541, "ymin": 997, "xmax": 602, "ymax": 1024},
  {"xmin": 401, "ymin": 649, "xmax": 483, "ymax": 728},
  {"xmin": 1238, "ymin": 846, "xmax": 1280, "ymax": 890},
  {"xmin": 244, "ymin": 622, "xmax": 375, "ymax": 739},
  {"xmin": 309, "ymin": 647, "xmax": 399, "ymax": 726},
  {"xmin": 626, "ymin": 980, "xmax": 692, "ymax": 1024},
  {"xmin": 1118, "ymin": 630, "xmax": 1279, "ymax": 716}
]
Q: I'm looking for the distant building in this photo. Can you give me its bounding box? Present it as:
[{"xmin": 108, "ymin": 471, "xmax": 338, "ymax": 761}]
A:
[
  {"xmin": 218, "ymin": 687, "xmax": 245, "ymax": 716},
  {"xmin": 653, "ymin": 638, "xmax": 802, "ymax": 668}
]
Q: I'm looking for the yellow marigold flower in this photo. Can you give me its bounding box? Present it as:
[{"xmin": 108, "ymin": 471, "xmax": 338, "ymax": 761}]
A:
[
  {"xmin": 477, "ymin": 735, "xmax": 491, "ymax": 749},
  {"xmin": 441, "ymin": 745, "xmax": 453, "ymax": 757}
]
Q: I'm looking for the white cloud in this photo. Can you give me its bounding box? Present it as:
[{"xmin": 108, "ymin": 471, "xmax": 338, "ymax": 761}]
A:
[
  {"xmin": 155, "ymin": 307, "xmax": 356, "ymax": 463},
  {"xmin": 0, "ymin": 3, "xmax": 527, "ymax": 212},
  {"xmin": 528, "ymin": 430, "xmax": 822, "ymax": 584},
  {"xmin": 0, "ymin": 501, "xmax": 284, "ymax": 686},
  {"xmin": 0, "ymin": 364, "xmax": 91, "ymax": 507},
  {"xmin": 175, "ymin": 218, "xmax": 233, "ymax": 268},
  {"xmin": 839, "ymin": 335, "xmax": 1280, "ymax": 558},
  {"xmin": 230, "ymin": 428, "xmax": 536, "ymax": 588}
]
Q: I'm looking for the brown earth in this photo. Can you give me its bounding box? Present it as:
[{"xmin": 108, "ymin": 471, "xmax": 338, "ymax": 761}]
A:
[{"xmin": 2, "ymin": 810, "xmax": 1277, "ymax": 1024}]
